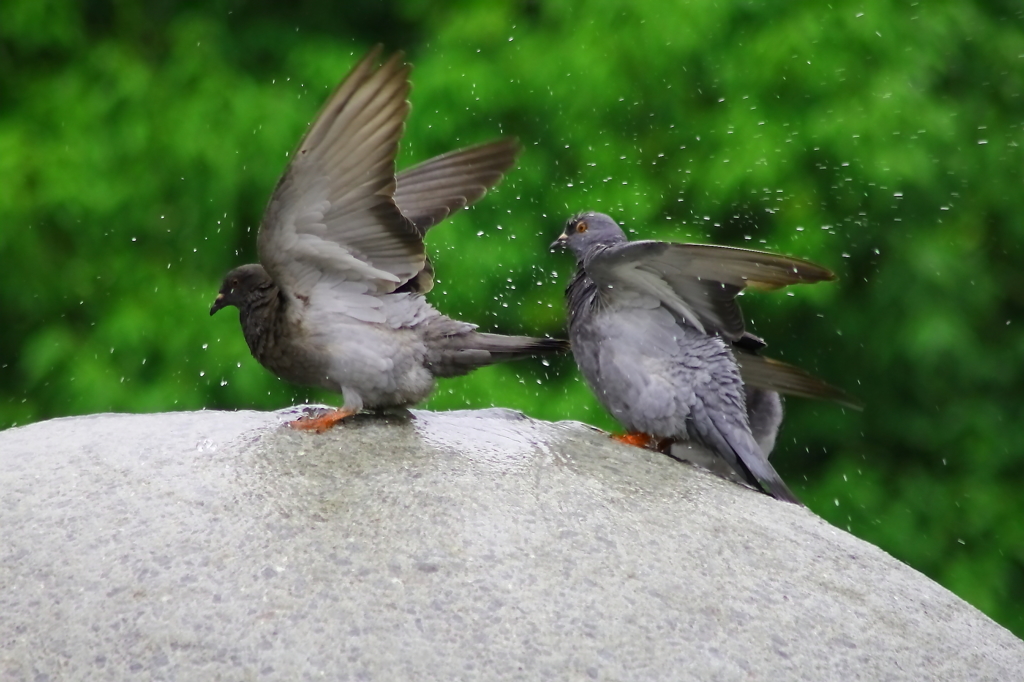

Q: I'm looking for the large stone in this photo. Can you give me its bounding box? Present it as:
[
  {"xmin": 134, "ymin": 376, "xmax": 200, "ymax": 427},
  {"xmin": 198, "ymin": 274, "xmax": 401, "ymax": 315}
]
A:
[{"xmin": 1, "ymin": 408, "xmax": 1021, "ymax": 680}]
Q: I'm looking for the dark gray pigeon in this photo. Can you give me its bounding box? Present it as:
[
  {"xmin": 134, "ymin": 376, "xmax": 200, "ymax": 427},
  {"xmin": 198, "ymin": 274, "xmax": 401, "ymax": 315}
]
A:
[
  {"xmin": 210, "ymin": 47, "xmax": 567, "ymax": 432},
  {"xmin": 552, "ymin": 211, "xmax": 855, "ymax": 504}
]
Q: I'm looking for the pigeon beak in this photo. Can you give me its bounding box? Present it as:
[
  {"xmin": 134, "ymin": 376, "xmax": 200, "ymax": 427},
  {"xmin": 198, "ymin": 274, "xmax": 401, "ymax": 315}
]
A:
[
  {"xmin": 549, "ymin": 233, "xmax": 569, "ymax": 251},
  {"xmin": 210, "ymin": 293, "xmax": 226, "ymax": 316}
]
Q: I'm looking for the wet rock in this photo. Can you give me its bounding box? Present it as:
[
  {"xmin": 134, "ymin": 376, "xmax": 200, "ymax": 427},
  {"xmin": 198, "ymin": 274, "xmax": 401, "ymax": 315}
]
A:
[{"xmin": 1, "ymin": 408, "xmax": 1021, "ymax": 680}]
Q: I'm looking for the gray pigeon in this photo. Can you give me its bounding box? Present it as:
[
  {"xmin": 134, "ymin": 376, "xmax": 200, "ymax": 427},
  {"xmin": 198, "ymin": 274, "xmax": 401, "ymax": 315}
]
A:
[
  {"xmin": 210, "ymin": 47, "xmax": 567, "ymax": 432},
  {"xmin": 552, "ymin": 211, "xmax": 853, "ymax": 504}
]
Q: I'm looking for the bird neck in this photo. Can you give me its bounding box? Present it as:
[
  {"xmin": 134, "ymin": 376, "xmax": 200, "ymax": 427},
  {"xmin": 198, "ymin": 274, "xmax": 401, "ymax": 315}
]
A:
[
  {"xmin": 238, "ymin": 282, "xmax": 285, "ymax": 362},
  {"xmin": 565, "ymin": 268, "xmax": 599, "ymax": 329}
]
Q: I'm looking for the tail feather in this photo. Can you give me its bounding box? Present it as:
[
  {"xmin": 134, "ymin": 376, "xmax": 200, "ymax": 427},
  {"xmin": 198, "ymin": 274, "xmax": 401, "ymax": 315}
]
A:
[
  {"xmin": 729, "ymin": 437, "xmax": 802, "ymax": 505},
  {"xmin": 428, "ymin": 333, "xmax": 569, "ymax": 378},
  {"xmin": 688, "ymin": 401, "xmax": 803, "ymax": 505}
]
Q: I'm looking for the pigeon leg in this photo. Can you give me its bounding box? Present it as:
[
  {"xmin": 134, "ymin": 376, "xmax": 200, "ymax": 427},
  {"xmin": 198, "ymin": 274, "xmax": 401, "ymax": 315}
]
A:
[
  {"xmin": 611, "ymin": 432, "xmax": 657, "ymax": 449},
  {"xmin": 288, "ymin": 408, "xmax": 357, "ymax": 433}
]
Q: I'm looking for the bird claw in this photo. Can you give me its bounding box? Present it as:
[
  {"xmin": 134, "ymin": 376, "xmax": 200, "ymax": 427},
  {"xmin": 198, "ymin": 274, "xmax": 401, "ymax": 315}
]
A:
[
  {"xmin": 287, "ymin": 408, "xmax": 357, "ymax": 433},
  {"xmin": 611, "ymin": 432, "xmax": 657, "ymax": 449}
]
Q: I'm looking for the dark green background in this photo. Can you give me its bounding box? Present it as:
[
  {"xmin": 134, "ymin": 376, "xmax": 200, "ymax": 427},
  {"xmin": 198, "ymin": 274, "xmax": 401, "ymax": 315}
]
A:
[{"xmin": 3, "ymin": 0, "xmax": 1022, "ymax": 638}]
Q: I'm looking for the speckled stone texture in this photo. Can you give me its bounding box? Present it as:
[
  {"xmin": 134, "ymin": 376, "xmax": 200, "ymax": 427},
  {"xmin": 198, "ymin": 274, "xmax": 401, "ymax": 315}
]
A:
[{"xmin": 2, "ymin": 408, "xmax": 1021, "ymax": 681}]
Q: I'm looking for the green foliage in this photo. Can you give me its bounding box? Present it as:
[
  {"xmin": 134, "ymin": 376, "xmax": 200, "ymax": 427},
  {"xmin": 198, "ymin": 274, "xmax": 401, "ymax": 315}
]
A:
[{"xmin": 2, "ymin": 0, "xmax": 1023, "ymax": 638}]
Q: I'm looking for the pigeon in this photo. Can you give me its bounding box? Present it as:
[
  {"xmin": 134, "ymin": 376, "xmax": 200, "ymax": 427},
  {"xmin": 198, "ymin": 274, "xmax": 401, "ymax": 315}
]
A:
[
  {"xmin": 210, "ymin": 46, "xmax": 567, "ymax": 432},
  {"xmin": 552, "ymin": 211, "xmax": 855, "ymax": 504}
]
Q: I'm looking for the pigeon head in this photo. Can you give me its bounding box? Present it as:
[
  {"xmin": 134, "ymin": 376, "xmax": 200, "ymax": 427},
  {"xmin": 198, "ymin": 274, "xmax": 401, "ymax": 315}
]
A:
[
  {"xmin": 550, "ymin": 212, "xmax": 628, "ymax": 259},
  {"xmin": 210, "ymin": 263, "xmax": 273, "ymax": 316}
]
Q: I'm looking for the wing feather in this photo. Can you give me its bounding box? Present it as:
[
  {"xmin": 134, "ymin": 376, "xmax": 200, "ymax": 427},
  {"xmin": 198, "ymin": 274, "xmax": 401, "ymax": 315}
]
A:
[
  {"xmin": 586, "ymin": 241, "xmax": 835, "ymax": 340},
  {"xmin": 257, "ymin": 47, "xmax": 425, "ymax": 306},
  {"xmin": 394, "ymin": 139, "xmax": 522, "ymax": 234},
  {"xmin": 734, "ymin": 352, "xmax": 863, "ymax": 409}
]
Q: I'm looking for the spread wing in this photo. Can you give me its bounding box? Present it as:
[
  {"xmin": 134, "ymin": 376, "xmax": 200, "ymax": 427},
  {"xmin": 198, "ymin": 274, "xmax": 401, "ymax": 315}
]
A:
[
  {"xmin": 586, "ymin": 241, "xmax": 835, "ymax": 341},
  {"xmin": 257, "ymin": 46, "xmax": 426, "ymax": 318},
  {"xmin": 735, "ymin": 352, "xmax": 863, "ymax": 409},
  {"xmin": 395, "ymin": 139, "xmax": 521, "ymax": 235},
  {"xmin": 732, "ymin": 332, "xmax": 861, "ymax": 408}
]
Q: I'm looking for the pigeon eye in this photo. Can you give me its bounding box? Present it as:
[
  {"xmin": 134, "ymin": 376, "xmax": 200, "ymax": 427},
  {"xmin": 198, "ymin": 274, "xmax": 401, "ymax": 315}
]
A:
[
  {"xmin": 231, "ymin": 278, "xmax": 239, "ymax": 288},
  {"xmin": 576, "ymin": 220, "xmax": 589, "ymax": 233}
]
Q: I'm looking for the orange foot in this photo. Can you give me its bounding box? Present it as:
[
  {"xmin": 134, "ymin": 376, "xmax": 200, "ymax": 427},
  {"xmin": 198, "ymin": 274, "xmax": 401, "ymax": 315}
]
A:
[
  {"xmin": 288, "ymin": 408, "xmax": 357, "ymax": 433},
  {"xmin": 612, "ymin": 432, "xmax": 657, "ymax": 449}
]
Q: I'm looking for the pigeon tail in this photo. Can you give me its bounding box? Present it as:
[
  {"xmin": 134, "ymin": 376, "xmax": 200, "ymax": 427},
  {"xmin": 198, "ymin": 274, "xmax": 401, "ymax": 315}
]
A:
[
  {"xmin": 728, "ymin": 437, "xmax": 802, "ymax": 505},
  {"xmin": 427, "ymin": 333, "xmax": 569, "ymax": 378},
  {"xmin": 687, "ymin": 402, "xmax": 803, "ymax": 505}
]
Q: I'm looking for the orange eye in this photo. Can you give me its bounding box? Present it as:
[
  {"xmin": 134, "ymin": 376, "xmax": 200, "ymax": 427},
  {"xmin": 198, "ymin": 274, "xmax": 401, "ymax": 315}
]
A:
[{"xmin": 576, "ymin": 220, "xmax": 588, "ymax": 233}]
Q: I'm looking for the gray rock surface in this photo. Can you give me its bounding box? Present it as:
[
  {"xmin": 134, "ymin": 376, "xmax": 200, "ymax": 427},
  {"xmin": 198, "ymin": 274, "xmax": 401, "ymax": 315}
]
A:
[{"xmin": 1, "ymin": 408, "xmax": 1021, "ymax": 681}]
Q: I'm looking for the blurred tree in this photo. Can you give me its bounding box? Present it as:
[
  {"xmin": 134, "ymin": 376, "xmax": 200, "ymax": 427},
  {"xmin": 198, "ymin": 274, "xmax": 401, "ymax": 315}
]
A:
[{"xmin": 1, "ymin": 0, "xmax": 1022, "ymax": 638}]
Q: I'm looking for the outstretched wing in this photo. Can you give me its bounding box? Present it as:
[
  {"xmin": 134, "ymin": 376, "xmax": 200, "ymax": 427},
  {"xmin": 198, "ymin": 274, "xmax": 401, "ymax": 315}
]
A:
[
  {"xmin": 257, "ymin": 47, "xmax": 426, "ymax": 316},
  {"xmin": 586, "ymin": 241, "xmax": 835, "ymax": 340},
  {"xmin": 390, "ymin": 138, "xmax": 521, "ymax": 294},
  {"xmin": 395, "ymin": 139, "xmax": 521, "ymax": 235},
  {"xmin": 735, "ymin": 352, "xmax": 863, "ymax": 410}
]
